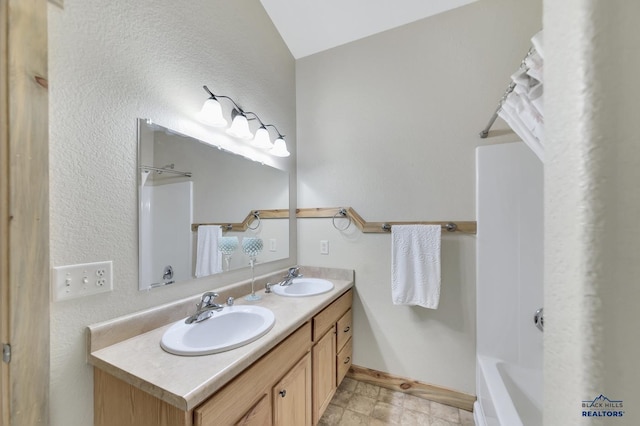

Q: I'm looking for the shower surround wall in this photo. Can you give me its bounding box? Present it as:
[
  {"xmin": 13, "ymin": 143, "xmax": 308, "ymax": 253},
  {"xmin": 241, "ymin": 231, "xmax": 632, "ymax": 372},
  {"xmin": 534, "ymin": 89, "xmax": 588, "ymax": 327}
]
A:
[
  {"xmin": 476, "ymin": 142, "xmax": 543, "ymax": 425},
  {"xmin": 48, "ymin": 1, "xmax": 296, "ymax": 425},
  {"xmin": 296, "ymin": 0, "xmax": 542, "ymax": 394},
  {"xmin": 140, "ymin": 181, "xmax": 193, "ymax": 285}
]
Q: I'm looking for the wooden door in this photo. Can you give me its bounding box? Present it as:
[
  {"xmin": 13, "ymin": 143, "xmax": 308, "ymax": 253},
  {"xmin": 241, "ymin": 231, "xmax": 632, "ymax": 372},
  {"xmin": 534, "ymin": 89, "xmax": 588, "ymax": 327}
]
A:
[
  {"xmin": 312, "ymin": 328, "xmax": 336, "ymax": 424},
  {"xmin": 273, "ymin": 353, "xmax": 311, "ymax": 426},
  {"xmin": 1, "ymin": 0, "xmax": 49, "ymax": 424}
]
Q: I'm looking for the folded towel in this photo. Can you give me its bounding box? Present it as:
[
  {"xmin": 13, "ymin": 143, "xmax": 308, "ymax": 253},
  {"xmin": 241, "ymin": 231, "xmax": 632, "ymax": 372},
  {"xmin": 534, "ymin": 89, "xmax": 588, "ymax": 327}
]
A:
[
  {"xmin": 195, "ymin": 225, "xmax": 223, "ymax": 277},
  {"xmin": 391, "ymin": 225, "xmax": 441, "ymax": 309}
]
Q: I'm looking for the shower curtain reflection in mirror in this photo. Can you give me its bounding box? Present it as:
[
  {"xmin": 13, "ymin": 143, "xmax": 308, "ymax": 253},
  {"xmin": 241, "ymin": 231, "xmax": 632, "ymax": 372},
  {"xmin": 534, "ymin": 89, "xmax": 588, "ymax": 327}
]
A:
[{"xmin": 139, "ymin": 179, "xmax": 193, "ymax": 289}]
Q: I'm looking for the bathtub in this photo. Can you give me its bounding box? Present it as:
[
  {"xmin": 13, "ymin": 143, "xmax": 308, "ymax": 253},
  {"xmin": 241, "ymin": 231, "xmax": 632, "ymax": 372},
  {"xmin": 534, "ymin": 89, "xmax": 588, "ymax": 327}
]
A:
[{"xmin": 474, "ymin": 356, "xmax": 542, "ymax": 426}]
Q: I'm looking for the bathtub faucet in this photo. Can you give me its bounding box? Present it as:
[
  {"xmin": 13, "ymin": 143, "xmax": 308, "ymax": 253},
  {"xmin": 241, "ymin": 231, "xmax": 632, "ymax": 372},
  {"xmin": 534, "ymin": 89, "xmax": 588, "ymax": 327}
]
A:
[{"xmin": 534, "ymin": 308, "xmax": 544, "ymax": 332}]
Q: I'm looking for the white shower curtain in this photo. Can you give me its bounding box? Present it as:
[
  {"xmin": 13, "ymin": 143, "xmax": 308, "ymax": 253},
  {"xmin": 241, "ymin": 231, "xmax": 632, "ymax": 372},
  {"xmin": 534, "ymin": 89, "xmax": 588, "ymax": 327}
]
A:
[{"xmin": 498, "ymin": 30, "xmax": 544, "ymax": 162}]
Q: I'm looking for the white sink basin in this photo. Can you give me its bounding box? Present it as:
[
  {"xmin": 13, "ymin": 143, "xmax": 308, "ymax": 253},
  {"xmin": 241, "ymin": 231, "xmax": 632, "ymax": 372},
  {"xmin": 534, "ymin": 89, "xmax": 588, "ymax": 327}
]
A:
[
  {"xmin": 271, "ymin": 278, "xmax": 334, "ymax": 297},
  {"xmin": 160, "ymin": 305, "xmax": 275, "ymax": 356}
]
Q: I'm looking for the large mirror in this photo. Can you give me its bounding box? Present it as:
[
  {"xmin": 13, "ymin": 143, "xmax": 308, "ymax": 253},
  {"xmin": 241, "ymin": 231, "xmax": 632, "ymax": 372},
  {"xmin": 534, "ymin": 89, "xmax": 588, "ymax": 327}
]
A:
[{"xmin": 138, "ymin": 119, "xmax": 289, "ymax": 290}]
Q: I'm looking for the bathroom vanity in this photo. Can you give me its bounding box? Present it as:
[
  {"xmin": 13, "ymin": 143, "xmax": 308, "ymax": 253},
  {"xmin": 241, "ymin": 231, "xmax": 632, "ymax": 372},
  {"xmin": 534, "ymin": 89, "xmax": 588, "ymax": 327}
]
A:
[{"xmin": 88, "ymin": 268, "xmax": 353, "ymax": 426}]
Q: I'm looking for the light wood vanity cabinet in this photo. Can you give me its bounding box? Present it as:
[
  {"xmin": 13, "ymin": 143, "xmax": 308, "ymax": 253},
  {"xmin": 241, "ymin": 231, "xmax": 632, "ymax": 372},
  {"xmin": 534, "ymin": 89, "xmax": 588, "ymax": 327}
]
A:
[
  {"xmin": 192, "ymin": 322, "xmax": 313, "ymax": 426},
  {"xmin": 93, "ymin": 288, "xmax": 353, "ymax": 426},
  {"xmin": 95, "ymin": 323, "xmax": 312, "ymax": 426},
  {"xmin": 311, "ymin": 289, "xmax": 354, "ymax": 424}
]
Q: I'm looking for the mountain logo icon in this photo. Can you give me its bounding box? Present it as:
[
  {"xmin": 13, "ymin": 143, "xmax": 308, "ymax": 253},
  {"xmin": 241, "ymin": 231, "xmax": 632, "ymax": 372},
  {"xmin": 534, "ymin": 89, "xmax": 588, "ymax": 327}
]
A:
[{"xmin": 582, "ymin": 394, "xmax": 623, "ymax": 407}]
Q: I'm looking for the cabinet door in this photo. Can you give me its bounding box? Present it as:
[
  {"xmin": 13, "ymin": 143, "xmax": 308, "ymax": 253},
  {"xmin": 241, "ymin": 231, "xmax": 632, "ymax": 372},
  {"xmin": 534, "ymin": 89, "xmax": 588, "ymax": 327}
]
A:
[
  {"xmin": 235, "ymin": 393, "xmax": 272, "ymax": 426},
  {"xmin": 273, "ymin": 353, "xmax": 312, "ymax": 426},
  {"xmin": 312, "ymin": 327, "xmax": 336, "ymax": 424}
]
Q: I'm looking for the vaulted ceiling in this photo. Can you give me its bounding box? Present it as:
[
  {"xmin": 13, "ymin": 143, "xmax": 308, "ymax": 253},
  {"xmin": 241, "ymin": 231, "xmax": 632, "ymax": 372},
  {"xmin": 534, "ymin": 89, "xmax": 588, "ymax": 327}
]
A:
[{"xmin": 260, "ymin": 0, "xmax": 479, "ymax": 59}]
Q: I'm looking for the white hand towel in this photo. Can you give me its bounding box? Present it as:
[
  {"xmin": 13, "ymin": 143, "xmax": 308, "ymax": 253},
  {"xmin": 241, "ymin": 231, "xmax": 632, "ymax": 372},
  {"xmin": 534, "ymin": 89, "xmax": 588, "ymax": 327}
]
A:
[
  {"xmin": 195, "ymin": 225, "xmax": 223, "ymax": 277},
  {"xmin": 391, "ymin": 225, "xmax": 441, "ymax": 309}
]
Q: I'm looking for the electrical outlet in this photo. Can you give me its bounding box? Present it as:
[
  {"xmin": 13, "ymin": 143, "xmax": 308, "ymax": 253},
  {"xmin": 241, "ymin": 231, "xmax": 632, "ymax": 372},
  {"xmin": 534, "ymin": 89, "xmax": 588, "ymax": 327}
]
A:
[
  {"xmin": 320, "ymin": 240, "xmax": 329, "ymax": 255},
  {"xmin": 52, "ymin": 261, "xmax": 113, "ymax": 301}
]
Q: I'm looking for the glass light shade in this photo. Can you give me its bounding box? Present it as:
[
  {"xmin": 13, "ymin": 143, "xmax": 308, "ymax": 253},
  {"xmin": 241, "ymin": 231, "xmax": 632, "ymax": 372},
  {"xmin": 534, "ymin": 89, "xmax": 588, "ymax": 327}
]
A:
[
  {"xmin": 226, "ymin": 114, "xmax": 253, "ymax": 140},
  {"xmin": 270, "ymin": 137, "xmax": 290, "ymax": 157},
  {"xmin": 197, "ymin": 98, "xmax": 228, "ymax": 127},
  {"xmin": 242, "ymin": 237, "xmax": 263, "ymax": 301},
  {"xmin": 242, "ymin": 237, "xmax": 263, "ymax": 258},
  {"xmin": 218, "ymin": 236, "xmax": 239, "ymax": 255},
  {"xmin": 251, "ymin": 127, "xmax": 274, "ymax": 149}
]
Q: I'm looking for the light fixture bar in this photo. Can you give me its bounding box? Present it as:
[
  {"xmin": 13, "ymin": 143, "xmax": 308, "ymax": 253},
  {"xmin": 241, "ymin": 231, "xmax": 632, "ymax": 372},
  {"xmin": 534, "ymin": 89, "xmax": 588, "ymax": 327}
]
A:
[
  {"xmin": 203, "ymin": 86, "xmax": 244, "ymax": 113},
  {"xmin": 199, "ymin": 85, "xmax": 290, "ymax": 157},
  {"xmin": 264, "ymin": 123, "xmax": 285, "ymax": 140}
]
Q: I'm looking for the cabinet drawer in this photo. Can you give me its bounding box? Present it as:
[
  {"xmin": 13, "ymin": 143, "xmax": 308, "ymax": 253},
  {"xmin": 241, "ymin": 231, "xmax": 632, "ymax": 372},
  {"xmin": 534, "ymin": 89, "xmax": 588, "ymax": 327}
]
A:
[
  {"xmin": 336, "ymin": 309, "xmax": 352, "ymax": 352},
  {"xmin": 336, "ymin": 337, "xmax": 352, "ymax": 386},
  {"xmin": 313, "ymin": 289, "xmax": 353, "ymax": 342}
]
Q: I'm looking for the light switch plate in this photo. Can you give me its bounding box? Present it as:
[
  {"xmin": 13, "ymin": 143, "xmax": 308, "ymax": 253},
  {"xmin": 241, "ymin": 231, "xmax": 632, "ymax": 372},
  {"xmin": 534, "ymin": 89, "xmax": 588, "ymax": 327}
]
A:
[{"xmin": 52, "ymin": 261, "xmax": 113, "ymax": 301}]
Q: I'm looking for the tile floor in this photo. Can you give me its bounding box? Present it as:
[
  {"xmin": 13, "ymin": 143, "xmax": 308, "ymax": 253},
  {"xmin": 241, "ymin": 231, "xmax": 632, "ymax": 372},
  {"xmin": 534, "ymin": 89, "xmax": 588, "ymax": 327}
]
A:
[{"xmin": 318, "ymin": 378, "xmax": 474, "ymax": 426}]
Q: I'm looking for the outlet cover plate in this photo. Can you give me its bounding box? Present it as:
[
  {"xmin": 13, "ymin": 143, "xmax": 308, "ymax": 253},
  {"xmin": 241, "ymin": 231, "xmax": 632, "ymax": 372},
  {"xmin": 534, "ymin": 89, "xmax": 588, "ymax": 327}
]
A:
[
  {"xmin": 320, "ymin": 240, "xmax": 329, "ymax": 255},
  {"xmin": 52, "ymin": 261, "xmax": 113, "ymax": 302}
]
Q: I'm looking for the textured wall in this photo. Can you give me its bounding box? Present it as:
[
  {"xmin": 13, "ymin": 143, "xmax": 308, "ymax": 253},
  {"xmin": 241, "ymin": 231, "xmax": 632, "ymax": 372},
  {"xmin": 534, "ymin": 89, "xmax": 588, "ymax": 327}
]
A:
[
  {"xmin": 544, "ymin": 1, "xmax": 640, "ymax": 424},
  {"xmin": 296, "ymin": 0, "xmax": 541, "ymax": 393},
  {"xmin": 48, "ymin": 1, "xmax": 295, "ymax": 424}
]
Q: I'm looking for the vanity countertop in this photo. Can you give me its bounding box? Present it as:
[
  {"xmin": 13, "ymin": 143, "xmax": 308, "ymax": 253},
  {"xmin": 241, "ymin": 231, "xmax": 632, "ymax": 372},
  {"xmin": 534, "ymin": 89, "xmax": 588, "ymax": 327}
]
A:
[{"xmin": 88, "ymin": 268, "xmax": 353, "ymax": 412}]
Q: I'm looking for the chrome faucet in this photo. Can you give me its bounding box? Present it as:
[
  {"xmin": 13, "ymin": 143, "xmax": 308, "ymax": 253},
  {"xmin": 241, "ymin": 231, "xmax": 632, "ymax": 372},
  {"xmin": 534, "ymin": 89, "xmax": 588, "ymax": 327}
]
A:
[
  {"xmin": 185, "ymin": 291, "xmax": 224, "ymax": 324},
  {"xmin": 163, "ymin": 265, "xmax": 174, "ymax": 281},
  {"xmin": 279, "ymin": 266, "xmax": 302, "ymax": 286}
]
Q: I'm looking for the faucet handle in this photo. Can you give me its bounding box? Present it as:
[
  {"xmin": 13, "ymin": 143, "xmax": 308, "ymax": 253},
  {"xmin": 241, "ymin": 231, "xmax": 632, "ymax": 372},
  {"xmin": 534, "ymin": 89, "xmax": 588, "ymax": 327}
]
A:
[
  {"xmin": 198, "ymin": 292, "xmax": 219, "ymax": 309},
  {"xmin": 287, "ymin": 266, "xmax": 301, "ymax": 277}
]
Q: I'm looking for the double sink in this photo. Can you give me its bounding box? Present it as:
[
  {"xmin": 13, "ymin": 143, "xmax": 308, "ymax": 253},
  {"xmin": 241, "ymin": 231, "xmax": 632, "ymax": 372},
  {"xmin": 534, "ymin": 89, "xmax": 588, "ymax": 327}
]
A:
[{"xmin": 160, "ymin": 277, "xmax": 334, "ymax": 356}]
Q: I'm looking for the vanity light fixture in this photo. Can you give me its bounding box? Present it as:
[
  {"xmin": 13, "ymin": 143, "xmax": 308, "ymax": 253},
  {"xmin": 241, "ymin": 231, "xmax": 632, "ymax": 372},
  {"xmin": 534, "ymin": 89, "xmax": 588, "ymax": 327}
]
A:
[
  {"xmin": 226, "ymin": 109, "xmax": 253, "ymax": 140},
  {"xmin": 196, "ymin": 96, "xmax": 227, "ymax": 127},
  {"xmin": 270, "ymin": 137, "xmax": 290, "ymax": 157},
  {"xmin": 252, "ymin": 126, "xmax": 274, "ymax": 150},
  {"xmin": 198, "ymin": 85, "xmax": 290, "ymax": 157},
  {"xmin": 265, "ymin": 124, "xmax": 290, "ymax": 157}
]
